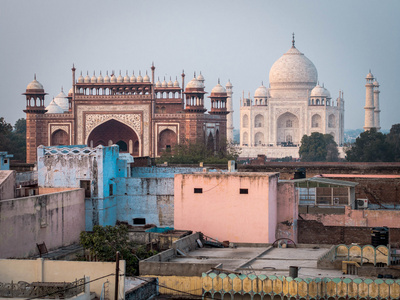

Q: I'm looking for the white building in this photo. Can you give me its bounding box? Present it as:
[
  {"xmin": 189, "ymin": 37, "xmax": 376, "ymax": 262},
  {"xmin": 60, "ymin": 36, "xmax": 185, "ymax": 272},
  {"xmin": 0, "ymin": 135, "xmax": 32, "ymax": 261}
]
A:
[{"xmin": 240, "ymin": 37, "xmax": 345, "ymax": 159}]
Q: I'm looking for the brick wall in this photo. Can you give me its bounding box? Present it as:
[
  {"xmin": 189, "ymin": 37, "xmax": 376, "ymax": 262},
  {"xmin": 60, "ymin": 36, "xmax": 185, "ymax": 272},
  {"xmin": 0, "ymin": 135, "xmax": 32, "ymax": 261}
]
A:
[{"xmin": 298, "ymin": 220, "xmax": 400, "ymax": 246}]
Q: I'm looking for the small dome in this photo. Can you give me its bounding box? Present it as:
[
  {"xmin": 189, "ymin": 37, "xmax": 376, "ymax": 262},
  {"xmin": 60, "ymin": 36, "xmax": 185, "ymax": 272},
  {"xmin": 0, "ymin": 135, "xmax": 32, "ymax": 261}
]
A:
[
  {"xmin": 104, "ymin": 72, "xmax": 110, "ymax": 83},
  {"xmin": 54, "ymin": 89, "xmax": 69, "ymax": 111},
  {"xmin": 46, "ymin": 99, "xmax": 64, "ymax": 114},
  {"xmin": 373, "ymin": 80, "xmax": 380, "ymax": 87},
  {"xmin": 97, "ymin": 72, "xmax": 104, "ymax": 83},
  {"xmin": 161, "ymin": 78, "xmax": 167, "ymax": 87},
  {"xmin": 174, "ymin": 78, "xmax": 180, "ymax": 87},
  {"xmin": 117, "ymin": 72, "xmax": 123, "ymax": 83},
  {"xmin": 91, "ymin": 72, "xmax": 97, "ymax": 83},
  {"xmin": 366, "ymin": 71, "xmax": 374, "ymax": 79},
  {"xmin": 137, "ymin": 73, "xmax": 143, "ymax": 82},
  {"xmin": 77, "ymin": 72, "xmax": 84, "ymax": 83},
  {"xmin": 84, "ymin": 73, "xmax": 90, "ymax": 83},
  {"xmin": 197, "ymin": 73, "xmax": 204, "ymax": 81},
  {"xmin": 68, "ymin": 87, "xmax": 73, "ymax": 95},
  {"xmin": 143, "ymin": 73, "xmax": 150, "ymax": 82},
  {"xmin": 155, "ymin": 78, "xmax": 162, "ymax": 87},
  {"xmin": 167, "ymin": 78, "xmax": 173, "ymax": 87},
  {"xmin": 311, "ymin": 84, "xmax": 331, "ymax": 98},
  {"xmin": 110, "ymin": 74, "xmax": 117, "ymax": 83},
  {"xmin": 130, "ymin": 72, "xmax": 136, "ymax": 83},
  {"xmin": 186, "ymin": 77, "xmax": 203, "ymax": 89},
  {"xmin": 211, "ymin": 83, "xmax": 226, "ymax": 94},
  {"xmin": 254, "ymin": 84, "xmax": 268, "ymax": 97},
  {"xmin": 26, "ymin": 76, "xmax": 44, "ymax": 90},
  {"xmin": 225, "ymin": 80, "xmax": 233, "ymax": 88},
  {"xmin": 123, "ymin": 72, "xmax": 130, "ymax": 83}
]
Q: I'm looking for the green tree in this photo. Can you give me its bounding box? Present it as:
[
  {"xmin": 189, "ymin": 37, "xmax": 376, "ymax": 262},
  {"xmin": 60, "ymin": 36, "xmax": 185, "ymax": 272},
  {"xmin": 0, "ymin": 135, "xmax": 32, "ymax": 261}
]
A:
[
  {"xmin": 386, "ymin": 123, "xmax": 400, "ymax": 162},
  {"xmin": 0, "ymin": 117, "xmax": 12, "ymax": 153},
  {"xmin": 157, "ymin": 139, "xmax": 240, "ymax": 164},
  {"xmin": 79, "ymin": 225, "xmax": 157, "ymax": 275},
  {"xmin": 10, "ymin": 118, "xmax": 26, "ymax": 161},
  {"xmin": 346, "ymin": 128, "xmax": 393, "ymax": 162},
  {"xmin": 299, "ymin": 132, "xmax": 339, "ymax": 162}
]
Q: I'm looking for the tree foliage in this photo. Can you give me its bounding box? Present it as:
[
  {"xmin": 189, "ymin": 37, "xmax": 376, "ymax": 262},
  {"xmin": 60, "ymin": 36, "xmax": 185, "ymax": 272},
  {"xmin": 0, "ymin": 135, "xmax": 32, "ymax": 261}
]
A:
[
  {"xmin": 299, "ymin": 132, "xmax": 339, "ymax": 162},
  {"xmin": 0, "ymin": 117, "xmax": 26, "ymax": 161},
  {"xmin": 157, "ymin": 139, "xmax": 240, "ymax": 164},
  {"xmin": 79, "ymin": 225, "xmax": 157, "ymax": 275},
  {"xmin": 346, "ymin": 126, "xmax": 400, "ymax": 162}
]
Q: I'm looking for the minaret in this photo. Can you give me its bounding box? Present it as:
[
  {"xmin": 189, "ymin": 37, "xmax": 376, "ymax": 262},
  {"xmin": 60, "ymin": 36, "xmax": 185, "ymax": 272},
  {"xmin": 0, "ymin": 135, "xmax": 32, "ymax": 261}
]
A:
[
  {"xmin": 373, "ymin": 79, "xmax": 381, "ymax": 131},
  {"xmin": 225, "ymin": 80, "xmax": 234, "ymax": 143},
  {"xmin": 364, "ymin": 70, "xmax": 375, "ymax": 131}
]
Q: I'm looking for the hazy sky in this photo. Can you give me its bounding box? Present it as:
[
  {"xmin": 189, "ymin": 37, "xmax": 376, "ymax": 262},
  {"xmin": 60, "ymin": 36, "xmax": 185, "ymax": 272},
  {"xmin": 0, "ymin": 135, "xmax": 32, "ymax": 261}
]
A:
[{"xmin": 1, "ymin": 0, "xmax": 399, "ymax": 130}]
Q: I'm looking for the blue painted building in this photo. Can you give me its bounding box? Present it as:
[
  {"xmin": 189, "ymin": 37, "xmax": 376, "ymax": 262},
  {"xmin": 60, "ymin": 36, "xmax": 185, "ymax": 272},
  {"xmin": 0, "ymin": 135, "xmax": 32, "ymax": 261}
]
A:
[{"xmin": 0, "ymin": 152, "xmax": 13, "ymax": 170}]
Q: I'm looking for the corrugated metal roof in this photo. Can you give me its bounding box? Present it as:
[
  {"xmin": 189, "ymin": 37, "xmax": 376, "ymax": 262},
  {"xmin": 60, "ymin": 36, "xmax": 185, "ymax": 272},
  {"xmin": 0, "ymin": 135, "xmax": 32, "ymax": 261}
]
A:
[{"xmin": 280, "ymin": 177, "xmax": 358, "ymax": 187}]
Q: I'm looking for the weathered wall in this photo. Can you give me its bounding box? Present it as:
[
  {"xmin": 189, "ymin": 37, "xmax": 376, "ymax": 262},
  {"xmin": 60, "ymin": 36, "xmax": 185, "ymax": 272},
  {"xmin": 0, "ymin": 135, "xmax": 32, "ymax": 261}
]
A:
[
  {"xmin": 301, "ymin": 206, "xmax": 400, "ymax": 228},
  {"xmin": 131, "ymin": 166, "xmax": 204, "ymax": 178},
  {"xmin": 239, "ymin": 162, "xmax": 400, "ymax": 179},
  {"xmin": 0, "ymin": 258, "xmax": 125, "ymax": 299},
  {"xmin": 0, "ymin": 188, "xmax": 85, "ymax": 258},
  {"xmin": 125, "ymin": 277, "xmax": 158, "ymax": 300},
  {"xmin": 202, "ymin": 272, "xmax": 400, "ymax": 299},
  {"xmin": 0, "ymin": 170, "xmax": 15, "ymax": 200},
  {"xmin": 276, "ymin": 181, "xmax": 298, "ymax": 242},
  {"xmin": 298, "ymin": 219, "xmax": 400, "ymax": 246},
  {"xmin": 115, "ymin": 177, "xmax": 174, "ymax": 226},
  {"xmin": 174, "ymin": 172, "xmax": 279, "ymax": 243}
]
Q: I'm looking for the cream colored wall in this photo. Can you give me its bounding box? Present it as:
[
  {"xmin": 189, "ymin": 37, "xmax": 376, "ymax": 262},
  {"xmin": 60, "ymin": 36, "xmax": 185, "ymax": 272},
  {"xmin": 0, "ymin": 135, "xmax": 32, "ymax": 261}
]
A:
[
  {"xmin": 174, "ymin": 172, "xmax": 279, "ymax": 243},
  {"xmin": 142, "ymin": 275, "xmax": 202, "ymax": 296},
  {"xmin": 0, "ymin": 259, "xmax": 125, "ymax": 299}
]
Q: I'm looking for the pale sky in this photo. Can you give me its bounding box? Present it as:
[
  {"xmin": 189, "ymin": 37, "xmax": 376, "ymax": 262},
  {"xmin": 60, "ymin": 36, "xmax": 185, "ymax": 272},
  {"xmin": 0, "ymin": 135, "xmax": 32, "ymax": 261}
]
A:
[{"xmin": 1, "ymin": 0, "xmax": 399, "ymax": 130}]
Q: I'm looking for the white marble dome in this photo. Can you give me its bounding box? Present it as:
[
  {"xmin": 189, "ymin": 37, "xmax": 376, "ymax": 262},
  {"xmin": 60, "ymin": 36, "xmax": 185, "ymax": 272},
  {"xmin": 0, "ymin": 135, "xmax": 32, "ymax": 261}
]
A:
[
  {"xmin": 124, "ymin": 72, "xmax": 130, "ymax": 83},
  {"xmin": 77, "ymin": 73, "xmax": 84, "ymax": 83},
  {"xmin": 104, "ymin": 73, "xmax": 110, "ymax": 83},
  {"xmin": 54, "ymin": 89, "xmax": 69, "ymax": 111},
  {"xmin": 211, "ymin": 83, "xmax": 226, "ymax": 94},
  {"xmin": 143, "ymin": 73, "xmax": 150, "ymax": 82},
  {"xmin": 137, "ymin": 73, "xmax": 143, "ymax": 82},
  {"xmin": 46, "ymin": 99, "xmax": 64, "ymax": 114},
  {"xmin": 254, "ymin": 84, "xmax": 268, "ymax": 97},
  {"xmin": 84, "ymin": 73, "xmax": 91, "ymax": 83},
  {"xmin": 91, "ymin": 73, "xmax": 97, "ymax": 83},
  {"xmin": 226, "ymin": 80, "xmax": 233, "ymax": 88},
  {"xmin": 161, "ymin": 78, "xmax": 167, "ymax": 87},
  {"xmin": 269, "ymin": 46, "xmax": 318, "ymax": 87},
  {"xmin": 311, "ymin": 84, "xmax": 331, "ymax": 98},
  {"xmin": 167, "ymin": 78, "xmax": 173, "ymax": 87},
  {"xmin": 97, "ymin": 72, "xmax": 104, "ymax": 83},
  {"xmin": 186, "ymin": 78, "xmax": 203, "ymax": 89},
  {"xmin": 366, "ymin": 71, "xmax": 374, "ymax": 79},
  {"xmin": 130, "ymin": 73, "xmax": 136, "ymax": 83},
  {"xmin": 155, "ymin": 79, "xmax": 162, "ymax": 87},
  {"xmin": 174, "ymin": 78, "xmax": 180, "ymax": 87},
  {"xmin": 26, "ymin": 77, "xmax": 44, "ymax": 90}
]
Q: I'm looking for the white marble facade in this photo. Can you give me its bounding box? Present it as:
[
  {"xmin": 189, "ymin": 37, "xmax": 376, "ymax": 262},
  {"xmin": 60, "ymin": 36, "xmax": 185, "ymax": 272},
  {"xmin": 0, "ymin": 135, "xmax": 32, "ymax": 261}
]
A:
[{"xmin": 240, "ymin": 40, "xmax": 345, "ymax": 159}]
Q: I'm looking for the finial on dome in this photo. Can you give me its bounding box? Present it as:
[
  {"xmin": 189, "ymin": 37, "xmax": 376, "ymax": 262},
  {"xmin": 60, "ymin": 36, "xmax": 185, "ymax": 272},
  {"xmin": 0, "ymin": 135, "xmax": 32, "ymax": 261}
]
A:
[
  {"xmin": 292, "ymin": 32, "xmax": 295, "ymax": 47},
  {"xmin": 34, "ymin": 73, "xmax": 36, "ymax": 80},
  {"xmin": 218, "ymin": 78, "xmax": 220, "ymax": 84},
  {"xmin": 261, "ymin": 81, "xmax": 264, "ymax": 86},
  {"xmin": 61, "ymin": 86, "xmax": 63, "ymax": 92},
  {"xmin": 194, "ymin": 71, "xmax": 196, "ymax": 78}
]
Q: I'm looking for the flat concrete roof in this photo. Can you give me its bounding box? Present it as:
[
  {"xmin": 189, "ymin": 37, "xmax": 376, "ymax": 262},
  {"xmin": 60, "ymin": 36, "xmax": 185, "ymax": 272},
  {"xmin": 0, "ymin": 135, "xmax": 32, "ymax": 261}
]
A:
[{"xmin": 169, "ymin": 246, "xmax": 360, "ymax": 279}]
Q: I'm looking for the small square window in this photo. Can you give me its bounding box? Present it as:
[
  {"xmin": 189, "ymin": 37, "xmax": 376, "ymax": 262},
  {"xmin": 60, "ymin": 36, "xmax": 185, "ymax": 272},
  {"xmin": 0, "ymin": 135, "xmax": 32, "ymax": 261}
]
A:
[
  {"xmin": 4, "ymin": 159, "xmax": 8, "ymax": 164},
  {"xmin": 240, "ymin": 188, "xmax": 248, "ymax": 194},
  {"xmin": 133, "ymin": 218, "xmax": 146, "ymax": 225},
  {"xmin": 194, "ymin": 188, "xmax": 203, "ymax": 194}
]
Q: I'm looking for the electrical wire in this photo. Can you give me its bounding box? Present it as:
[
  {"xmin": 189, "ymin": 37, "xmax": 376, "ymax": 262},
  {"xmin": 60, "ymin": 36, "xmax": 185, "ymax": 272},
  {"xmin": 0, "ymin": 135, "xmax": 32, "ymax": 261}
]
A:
[{"xmin": 23, "ymin": 273, "xmax": 115, "ymax": 300}]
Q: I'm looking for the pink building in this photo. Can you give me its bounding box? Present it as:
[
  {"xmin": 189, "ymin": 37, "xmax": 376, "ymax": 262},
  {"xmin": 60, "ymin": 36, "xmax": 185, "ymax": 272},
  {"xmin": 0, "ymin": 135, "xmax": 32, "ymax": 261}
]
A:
[{"xmin": 174, "ymin": 172, "xmax": 287, "ymax": 243}]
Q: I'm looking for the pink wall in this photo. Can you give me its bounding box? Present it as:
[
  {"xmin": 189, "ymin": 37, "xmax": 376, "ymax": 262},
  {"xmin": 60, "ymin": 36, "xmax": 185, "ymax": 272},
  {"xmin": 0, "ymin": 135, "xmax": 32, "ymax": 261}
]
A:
[
  {"xmin": 174, "ymin": 172, "xmax": 279, "ymax": 243},
  {"xmin": 0, "ymin": 188, "xmax": 85, "ymax": 258},
  {"xmin": 276, "ymin": 182, "xmax": 298, "ymax": 242},
  {"xmin": 301, "ymin": 206, "xmax": 400, "ymax": 228}
]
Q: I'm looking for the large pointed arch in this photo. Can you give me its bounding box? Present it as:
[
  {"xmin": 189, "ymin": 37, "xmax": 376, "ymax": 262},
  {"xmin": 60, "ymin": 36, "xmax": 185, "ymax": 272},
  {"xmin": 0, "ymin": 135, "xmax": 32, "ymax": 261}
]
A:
[
  {"xmin": 51, "ymin": 129, "xmax": 69, "ymax": 146},
  {"xmin": 158, "ymin": 129, "xmax": 177, "ymax": 155},
  {"xmin": 277, "ymin": 112, "xmax": 299, "ymax": 145},
  {"xmin": 87, "ymin": 119, "xmax": 140, "ymax": 155}
]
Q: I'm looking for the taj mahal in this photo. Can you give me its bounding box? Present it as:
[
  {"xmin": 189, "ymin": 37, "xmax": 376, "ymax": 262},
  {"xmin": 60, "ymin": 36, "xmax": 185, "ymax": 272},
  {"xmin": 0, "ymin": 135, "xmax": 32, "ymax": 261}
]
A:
[{"xmin": 239, "ymin": 36, "xmax": 347, "ymax": 159}]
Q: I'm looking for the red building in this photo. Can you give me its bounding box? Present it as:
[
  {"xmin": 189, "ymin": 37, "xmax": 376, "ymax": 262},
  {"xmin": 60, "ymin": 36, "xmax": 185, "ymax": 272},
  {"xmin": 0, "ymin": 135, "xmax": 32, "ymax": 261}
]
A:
[{"xmin": 24, "ymin": 65, "xmax": 230, "ymax": 163}]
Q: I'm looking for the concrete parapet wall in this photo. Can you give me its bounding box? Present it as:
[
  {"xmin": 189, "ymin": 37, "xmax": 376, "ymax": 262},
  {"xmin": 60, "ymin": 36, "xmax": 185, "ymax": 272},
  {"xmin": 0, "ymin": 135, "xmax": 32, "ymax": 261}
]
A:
[
  {"xmin": 0, "ymin": 188, "xmax": 85, "ymax": 258},
  {"xmin": 202, "ymin": 272, "xmax": 400, "ymax": 299},
  {"xmin": 0, "ymin": 259, "xmax": 125, "ymax": 299},
  {"xmin": 173, "ymin": 232, "xmax": 201, "ymax": 253},
  {"xmin": 0, "ymin": 170, "xmax": 15, "ymax": 200}
]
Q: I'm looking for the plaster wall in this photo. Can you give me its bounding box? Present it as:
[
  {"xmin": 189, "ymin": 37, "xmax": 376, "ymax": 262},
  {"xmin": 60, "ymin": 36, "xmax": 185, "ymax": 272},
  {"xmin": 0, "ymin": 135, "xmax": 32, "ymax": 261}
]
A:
[
  {"xmin": 0, "ymin": 170, "xmax": 15, "ymax": 200},
  {"xmin": 276, "ymin": 182, "xmax": 298, "ymax": 242},
  {"xmin": 131, "ymin": 166, "xmax": 203, "ymax": 178},
  {"xmin": 0, "ymin": 188, "xmax": 85, "ymax": 258},
  {"xmin": 0, "ymin": 259, "xmax": 125, "ymax": 299},
  {"xmin": 174, "ymin": 172, "xmax": 279, "ymax": 243},
  {"xmin": 300, "ymin": 206, "xmax": 400, "ymax": 228},
  {"xmin": 115, "ymin": 177, "xmax": 174, "ymax": 226}
]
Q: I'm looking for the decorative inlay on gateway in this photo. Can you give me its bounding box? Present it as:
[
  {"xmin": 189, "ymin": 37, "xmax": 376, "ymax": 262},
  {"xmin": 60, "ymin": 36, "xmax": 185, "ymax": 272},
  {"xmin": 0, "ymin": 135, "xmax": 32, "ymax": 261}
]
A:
[
  {"xmin": 50, "ymin": 125, "xmax": 69, "ymax": 135},
  {"xmin": 85, "ymin": 113, "xmax": 141, "ymax": 135}
]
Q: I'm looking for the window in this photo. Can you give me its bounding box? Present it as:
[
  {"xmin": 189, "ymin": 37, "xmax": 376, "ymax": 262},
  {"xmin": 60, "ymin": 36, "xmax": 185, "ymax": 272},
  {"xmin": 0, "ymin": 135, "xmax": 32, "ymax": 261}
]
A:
[
  {"xmin": 194, "ymin": 188, "xmax": 203, "ymax": 194},
  {"xmin": 4, "ymin": 159, "xmax": 7, "ymax": 164},
  {"xmin": 109, "ymin": 184, "xmax": 113, "ymax": 196},
  {"xmin": 80, "ymin": 180, "xmax": 91, "ymax": 198},
  {"xmin": 133, "ymin": 218, "xmax": 146, "ymax": 225},
  {"xmin": 240, "ymin": 188, "xmax": 248, "ymax": 194}
]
